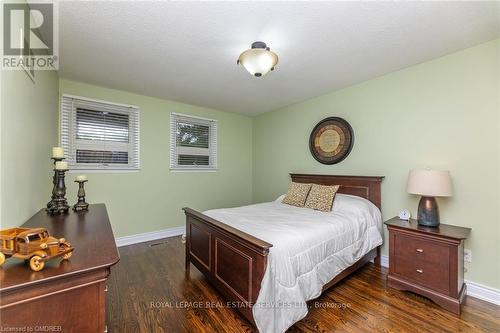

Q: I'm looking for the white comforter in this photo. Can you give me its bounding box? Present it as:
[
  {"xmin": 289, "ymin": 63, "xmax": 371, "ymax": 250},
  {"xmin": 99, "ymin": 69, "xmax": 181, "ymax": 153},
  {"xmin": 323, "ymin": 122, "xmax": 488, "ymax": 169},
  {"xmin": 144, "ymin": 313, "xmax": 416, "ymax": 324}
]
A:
[{"xmin": 204, "ymin": 195, "xmax": 383, "ymax": 333}]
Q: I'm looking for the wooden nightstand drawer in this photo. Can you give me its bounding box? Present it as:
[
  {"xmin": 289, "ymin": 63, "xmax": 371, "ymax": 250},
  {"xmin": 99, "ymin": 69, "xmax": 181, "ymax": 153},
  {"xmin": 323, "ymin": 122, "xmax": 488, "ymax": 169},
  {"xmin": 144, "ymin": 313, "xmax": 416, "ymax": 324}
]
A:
[
  {"xmin": 385, "ymin": 217, "xmax": 471, "ymax": 315},
  {"xmin": 394, "ymin": 233, "xmax": 450, "ymax": 264},
  {"xmin": 393, "ymin": 256, "xmax": 450, "ymax": 293}
]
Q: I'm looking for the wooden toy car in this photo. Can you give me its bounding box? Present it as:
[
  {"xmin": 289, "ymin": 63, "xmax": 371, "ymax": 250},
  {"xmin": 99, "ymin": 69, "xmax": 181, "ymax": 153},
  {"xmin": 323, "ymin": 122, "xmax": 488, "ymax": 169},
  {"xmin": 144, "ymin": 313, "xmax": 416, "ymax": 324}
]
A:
[{"xmin": 0, "ymin": 227, "xmax": 74, "ymax": 271}]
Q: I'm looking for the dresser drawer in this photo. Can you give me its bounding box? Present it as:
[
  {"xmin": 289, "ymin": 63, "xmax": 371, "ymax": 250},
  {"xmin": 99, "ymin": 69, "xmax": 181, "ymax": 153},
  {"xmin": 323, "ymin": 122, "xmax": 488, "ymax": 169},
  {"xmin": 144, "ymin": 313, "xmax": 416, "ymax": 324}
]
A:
[
  {"xmin": 393, "ymin": 255, "xmax": 450, "ymax": 293},
  {"xmin": 394, "ymin": 233, "xmax": 450, "ymax": 264},
  {"xmin": 385, "ymin": 217, "xmax": 471, "ymax": 314}
]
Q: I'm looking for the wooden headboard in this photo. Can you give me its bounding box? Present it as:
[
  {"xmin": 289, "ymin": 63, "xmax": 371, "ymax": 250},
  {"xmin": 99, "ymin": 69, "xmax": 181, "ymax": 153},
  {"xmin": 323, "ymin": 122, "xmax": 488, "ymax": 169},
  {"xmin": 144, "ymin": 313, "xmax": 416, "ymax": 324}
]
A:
[{"xmin": 290, "ymin": 174, "xmax": 384, "ymax": 209}]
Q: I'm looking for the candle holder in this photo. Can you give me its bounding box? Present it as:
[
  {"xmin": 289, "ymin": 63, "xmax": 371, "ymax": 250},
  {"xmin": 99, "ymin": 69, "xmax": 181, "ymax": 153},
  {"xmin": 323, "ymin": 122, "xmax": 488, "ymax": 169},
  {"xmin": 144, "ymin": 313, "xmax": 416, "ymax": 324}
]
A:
[
  {"xmin": 46, "ymin": 168, "xmax": 70, "ymax": 215},
  {"xmin": 73, "ymin": 180, "xmax": 89, "ymax": 212},
  {"xmin": 47, "ymin": 157, "xmax": 64, "ymax": 209}
]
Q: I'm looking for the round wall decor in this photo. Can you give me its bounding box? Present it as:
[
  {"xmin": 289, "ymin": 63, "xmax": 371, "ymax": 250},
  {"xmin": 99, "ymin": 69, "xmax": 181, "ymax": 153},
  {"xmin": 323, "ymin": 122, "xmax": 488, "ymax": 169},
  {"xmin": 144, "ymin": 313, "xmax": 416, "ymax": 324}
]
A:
[{"xmin": 309, "ymin": 117, "xmax": 354, "ymax": 164}]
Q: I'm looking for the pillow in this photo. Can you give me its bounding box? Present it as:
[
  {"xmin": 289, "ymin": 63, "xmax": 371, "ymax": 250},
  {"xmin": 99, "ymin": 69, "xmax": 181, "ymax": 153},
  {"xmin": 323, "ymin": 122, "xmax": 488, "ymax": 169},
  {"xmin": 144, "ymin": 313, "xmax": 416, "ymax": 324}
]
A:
[
  {"xmin": 275, "ymin": 194, "xmax": 286, "ymax": 202},
  {"xmin": 331, "ymin": 194, "xmax": 382, "ymax": 233},
  {"xmin": 282, "ymin": 182, "xmax": 312, "ymax": 207},
  {"xmin": 332, "ymin": 194, "xmax": 378, "ymax": 214},
  {"xmin": 304, "ymin": 184, "xmax": 340, "ymax": 212}
]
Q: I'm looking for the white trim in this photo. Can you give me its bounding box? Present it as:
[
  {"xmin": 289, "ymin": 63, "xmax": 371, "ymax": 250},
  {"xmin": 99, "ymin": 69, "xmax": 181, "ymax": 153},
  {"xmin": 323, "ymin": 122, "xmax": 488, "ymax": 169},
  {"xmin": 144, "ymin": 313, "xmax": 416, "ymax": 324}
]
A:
[
  {"xmin": 169, "ymin": 169, "xmax": 218, "ymax": 173},
  {"xmin": 67, "ymin": 169, "xmax": 140, "ymax": 174},
  {"xmin": 378, "ymin": 254, "xmax": 500, "ymax": 305},
  {"xmin": 62, "ymin": 94, "xmax": 139, "ymax": 109},
  {"xmin": 379, "ymin": 254, "xmax": 389, "ymax": 268},
  {"xmin": 115, "ymin": 226, "xmax": 184, "ymax": 247},
  {"xmin": 171, "ymin": 112, "xmax": 217, "ymax": 123},
  {"xmin": 465, "ymin": 280, "xmax": 500, "ymax": 305}
]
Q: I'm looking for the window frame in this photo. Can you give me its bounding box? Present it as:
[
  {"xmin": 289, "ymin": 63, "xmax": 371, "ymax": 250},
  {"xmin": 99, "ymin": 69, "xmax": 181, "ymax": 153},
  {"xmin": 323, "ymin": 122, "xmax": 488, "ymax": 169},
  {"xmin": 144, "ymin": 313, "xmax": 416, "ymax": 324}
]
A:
[
  {"xmin": 60, "ymin": 94, "xmax": 140, "ymax": 172},
  {"xmin": 170, "ymin": 112, "xmax": 218, "ymax": 172}
]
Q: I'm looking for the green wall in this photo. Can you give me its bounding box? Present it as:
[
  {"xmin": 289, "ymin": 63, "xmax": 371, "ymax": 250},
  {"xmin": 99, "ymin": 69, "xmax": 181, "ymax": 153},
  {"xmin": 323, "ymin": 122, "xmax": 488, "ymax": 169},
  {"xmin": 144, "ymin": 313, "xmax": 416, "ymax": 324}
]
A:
[
  {"xmin": 59, "ymin": 79, "xmax": 253, "ymax": 237},
  {"xmin": 0, "ymin": 70, "xmax": 59, "ymax": 228},
  {"xmin": 253, "ymin": 40, "xmax": 500, "ymax": 289},
  {"xmin": 2, "ymin": 40, "xmax": 498, "ymax": 291}
]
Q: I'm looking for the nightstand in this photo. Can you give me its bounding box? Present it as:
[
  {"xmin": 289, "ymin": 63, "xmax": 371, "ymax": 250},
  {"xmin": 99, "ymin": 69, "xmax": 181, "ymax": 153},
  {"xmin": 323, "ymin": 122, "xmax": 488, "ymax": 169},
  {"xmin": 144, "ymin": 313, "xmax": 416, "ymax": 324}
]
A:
[{"xmin": 385, "ymin": 217, "xmax": 471, "ymax": 314}]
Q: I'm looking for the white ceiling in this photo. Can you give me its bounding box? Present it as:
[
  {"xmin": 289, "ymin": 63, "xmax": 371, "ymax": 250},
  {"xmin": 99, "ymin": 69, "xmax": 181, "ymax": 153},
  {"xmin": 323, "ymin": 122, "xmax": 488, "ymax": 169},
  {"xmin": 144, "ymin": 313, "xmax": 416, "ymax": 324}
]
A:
[{"xmin": 59, "ymin": 1, "xmax": 500, "ymax": 116}]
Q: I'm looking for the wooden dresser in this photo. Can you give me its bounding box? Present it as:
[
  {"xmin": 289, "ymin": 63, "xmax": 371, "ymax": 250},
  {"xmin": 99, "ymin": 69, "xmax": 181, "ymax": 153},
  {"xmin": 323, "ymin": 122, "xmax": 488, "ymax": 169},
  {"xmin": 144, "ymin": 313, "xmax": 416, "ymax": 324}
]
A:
[
  {"xmin": 385, "ymin": 217, "xmax": 471, "ymax": 314},
  {"xmin": 0, "ymin": 204, "xmax": 119, "ymax": 332}
]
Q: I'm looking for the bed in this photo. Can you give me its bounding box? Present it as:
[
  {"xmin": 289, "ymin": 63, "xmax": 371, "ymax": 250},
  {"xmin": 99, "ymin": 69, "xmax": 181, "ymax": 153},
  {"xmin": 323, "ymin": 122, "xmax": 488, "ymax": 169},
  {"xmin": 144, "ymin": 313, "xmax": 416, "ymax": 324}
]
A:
[{"xmin": 183, "ymin": 174, "xmax": 384, "ymax": 333}]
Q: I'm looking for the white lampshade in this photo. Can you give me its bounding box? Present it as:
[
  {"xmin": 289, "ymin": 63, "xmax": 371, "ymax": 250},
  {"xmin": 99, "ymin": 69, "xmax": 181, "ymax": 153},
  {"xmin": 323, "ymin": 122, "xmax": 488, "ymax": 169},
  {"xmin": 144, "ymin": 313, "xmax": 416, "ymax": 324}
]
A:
[
  {"xmin": 407, "ymin": 169, "xmax": 453, "ymax": 197},
  {"xmin": 238, "ymin": 42, "xmax": 278, "ymax": 77}
]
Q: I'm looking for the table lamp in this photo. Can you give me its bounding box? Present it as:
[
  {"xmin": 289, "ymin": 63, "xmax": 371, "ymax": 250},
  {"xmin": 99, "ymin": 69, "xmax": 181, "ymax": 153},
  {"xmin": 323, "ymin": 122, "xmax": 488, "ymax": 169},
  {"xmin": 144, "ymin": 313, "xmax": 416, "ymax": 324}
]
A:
[{"xmin": 407, "ymin": 169, "xmax": 453, "ymax": 227}]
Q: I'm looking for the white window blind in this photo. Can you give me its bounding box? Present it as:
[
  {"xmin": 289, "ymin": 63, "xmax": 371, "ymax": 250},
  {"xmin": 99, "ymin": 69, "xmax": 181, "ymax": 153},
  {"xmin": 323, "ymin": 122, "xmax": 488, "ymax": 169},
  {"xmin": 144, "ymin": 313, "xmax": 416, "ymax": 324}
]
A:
[
  {"xmin": 170, "ymin": 113, "xmax": 217, "ymax": 171},
  {"xmin": 60, "ymin": 95, "xmax": 140, "ymax": 170}
]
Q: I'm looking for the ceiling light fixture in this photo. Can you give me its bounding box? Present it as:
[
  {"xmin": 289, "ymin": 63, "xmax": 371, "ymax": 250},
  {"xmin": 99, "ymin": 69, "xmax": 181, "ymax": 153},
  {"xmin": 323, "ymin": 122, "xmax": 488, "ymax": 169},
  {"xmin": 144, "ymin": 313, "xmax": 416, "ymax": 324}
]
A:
[{"xmin": 237, "ymin": 41, "xmax": 278, "ymax": 77}]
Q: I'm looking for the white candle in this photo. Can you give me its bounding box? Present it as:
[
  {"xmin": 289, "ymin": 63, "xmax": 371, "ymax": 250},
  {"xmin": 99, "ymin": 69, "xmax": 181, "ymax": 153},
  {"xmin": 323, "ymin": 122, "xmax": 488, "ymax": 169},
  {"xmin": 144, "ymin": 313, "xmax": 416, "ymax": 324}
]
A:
[
  {"xmin": 52, "ymin": 147, "xmax": 64, "ymax": 158},
  {"xmin": 76, "ymin": 175, "xmax": 87, "ymax": 181},
  {"xmin": 55, "ymin": 161, "xmax": 68, "ymax": 170}
]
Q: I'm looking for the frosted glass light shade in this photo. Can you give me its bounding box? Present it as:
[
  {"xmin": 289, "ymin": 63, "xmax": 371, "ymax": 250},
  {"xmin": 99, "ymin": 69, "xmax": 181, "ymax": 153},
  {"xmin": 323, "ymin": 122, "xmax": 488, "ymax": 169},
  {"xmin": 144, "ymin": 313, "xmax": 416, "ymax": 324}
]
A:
[
  {"xmin": 238, "ymin": 46, "xmax": 278, "ymax": 77},
  {"xmin": 407, "ymin": 169, "xmax": 453, "ymax": 197}
]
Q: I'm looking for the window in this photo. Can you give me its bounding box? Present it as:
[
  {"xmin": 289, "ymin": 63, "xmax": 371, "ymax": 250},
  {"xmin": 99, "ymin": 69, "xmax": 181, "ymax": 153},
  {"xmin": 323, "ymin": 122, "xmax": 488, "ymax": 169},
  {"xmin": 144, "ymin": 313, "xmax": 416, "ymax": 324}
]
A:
[
  {"xmin": 28, "ymin": 234, "xmax": 41, "ymax": 242},
  {"xmin": 60, "ymin": 95, "xmax": 140, "ymax": 170},
  {"xmin": 170, "ymin": 113, "xmax": 217, "ymax": 171}
]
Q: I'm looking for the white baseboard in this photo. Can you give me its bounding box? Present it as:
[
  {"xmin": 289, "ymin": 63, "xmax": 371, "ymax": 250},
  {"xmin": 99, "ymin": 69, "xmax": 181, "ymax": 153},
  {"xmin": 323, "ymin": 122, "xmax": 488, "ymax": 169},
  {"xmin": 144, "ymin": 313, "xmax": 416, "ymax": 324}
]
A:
[
  {"xmin": 378, "ymin": 254, "xmax": 500, "ymax": 306},
  {"xmin": 115, "ymin": 226, "xmax": 184, "ymax": 247},
  {"xmin": 465, "ymin": 280, "xmax": 500, "ymax": 305},
  {"xmin": 379, "ymin": 254, "xmax": 389, "ymax": 268},
  {"xmin": 378, "ymin": 255, "xmax": 389, "ymax": 268}
]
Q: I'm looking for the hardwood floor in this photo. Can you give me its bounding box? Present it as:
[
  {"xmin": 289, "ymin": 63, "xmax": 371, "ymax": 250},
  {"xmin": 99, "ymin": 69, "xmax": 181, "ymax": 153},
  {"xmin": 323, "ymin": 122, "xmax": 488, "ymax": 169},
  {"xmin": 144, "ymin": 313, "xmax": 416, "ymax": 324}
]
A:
[{"xmin": 106, "ymin": 236, "xmax": 499, "ymax": 332}]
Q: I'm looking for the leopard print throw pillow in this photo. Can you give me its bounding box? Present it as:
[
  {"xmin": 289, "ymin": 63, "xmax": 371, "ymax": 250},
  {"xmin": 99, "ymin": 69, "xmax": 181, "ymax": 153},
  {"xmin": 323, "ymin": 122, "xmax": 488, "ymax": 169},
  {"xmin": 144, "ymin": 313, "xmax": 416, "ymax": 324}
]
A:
[
  {"xmin": 282, "ymin": 182, "xmax": 312, "ymax": 207},
  {"xmin": 304, "ymin": 184, "xmax": 340, "ymax": 212}
]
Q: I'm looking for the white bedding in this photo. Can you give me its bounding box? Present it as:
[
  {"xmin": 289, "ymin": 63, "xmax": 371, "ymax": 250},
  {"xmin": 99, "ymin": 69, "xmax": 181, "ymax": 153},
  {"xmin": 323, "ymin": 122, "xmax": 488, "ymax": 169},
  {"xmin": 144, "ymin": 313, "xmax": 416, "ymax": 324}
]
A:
[{"xmin": 204, "ymin": 194, "xmax": 383, "ymax": 333}]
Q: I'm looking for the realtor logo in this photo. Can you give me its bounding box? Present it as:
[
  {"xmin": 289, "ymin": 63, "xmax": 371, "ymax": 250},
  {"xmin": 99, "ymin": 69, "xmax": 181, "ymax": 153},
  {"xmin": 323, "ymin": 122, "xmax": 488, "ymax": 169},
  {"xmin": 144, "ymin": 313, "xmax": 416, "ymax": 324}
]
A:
[{"xmin": 2, "ymin": 2, "xmax": 58, "ymax": 72}]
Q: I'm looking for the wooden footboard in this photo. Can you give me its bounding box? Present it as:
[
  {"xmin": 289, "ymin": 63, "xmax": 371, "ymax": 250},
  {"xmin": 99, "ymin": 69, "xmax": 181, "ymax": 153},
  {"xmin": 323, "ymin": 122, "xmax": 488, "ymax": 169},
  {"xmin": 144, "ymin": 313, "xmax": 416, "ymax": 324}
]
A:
[
  {"xmin": 183, "ymin": 174, "xmax": 384, "ymax": 326},
  {"xmin": 183, "ymin": 207, "xmax": 272, "ymax": 324},
  {"xmin": 183, "ymin": 209, "xmax": 381, "ymax": 325}
]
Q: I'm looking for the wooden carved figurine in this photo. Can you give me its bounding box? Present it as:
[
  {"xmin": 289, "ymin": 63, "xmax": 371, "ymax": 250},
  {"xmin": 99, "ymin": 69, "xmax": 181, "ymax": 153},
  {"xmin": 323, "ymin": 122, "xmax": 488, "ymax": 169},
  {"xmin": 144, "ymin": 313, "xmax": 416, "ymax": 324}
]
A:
[{"xmin": 0, "ymin": 227, "xmax": 74, "ymax": 271}]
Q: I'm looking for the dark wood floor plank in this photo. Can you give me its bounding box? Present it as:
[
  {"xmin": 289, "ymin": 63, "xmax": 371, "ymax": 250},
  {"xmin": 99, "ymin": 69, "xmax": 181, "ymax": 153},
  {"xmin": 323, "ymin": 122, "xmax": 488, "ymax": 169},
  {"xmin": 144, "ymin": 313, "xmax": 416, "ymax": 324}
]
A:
[{"xmin": 106, "ymin": 236, "xmax": 500, "ymax": 333}]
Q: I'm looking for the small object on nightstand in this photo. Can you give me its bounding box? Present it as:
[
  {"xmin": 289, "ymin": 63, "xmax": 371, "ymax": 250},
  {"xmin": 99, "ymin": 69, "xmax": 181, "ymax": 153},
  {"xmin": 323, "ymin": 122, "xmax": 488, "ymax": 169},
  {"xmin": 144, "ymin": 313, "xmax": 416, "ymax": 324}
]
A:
[
  {"xmin": 385, "ymin": 216, "xmax": 471, "ymax": 314},
  {"xmin": 407, "ymin": 169, "xmax": 453, "ymax": 227},
  {"xmin": 73, "ymin": 176, "xmax": 89, "ymax": 212},
  {"xmin": 398, "ymin": 209, "xmax": 411, "ymax": 221}
]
